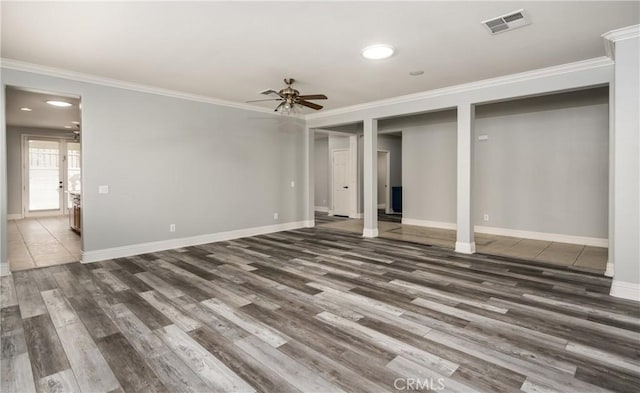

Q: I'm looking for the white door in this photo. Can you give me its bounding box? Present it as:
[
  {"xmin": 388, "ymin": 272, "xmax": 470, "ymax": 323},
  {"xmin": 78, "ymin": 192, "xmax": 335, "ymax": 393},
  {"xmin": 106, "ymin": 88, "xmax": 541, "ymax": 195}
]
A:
[{"xmin": 332, "ymin": 150, "xmax": 350, "ymax": 216}]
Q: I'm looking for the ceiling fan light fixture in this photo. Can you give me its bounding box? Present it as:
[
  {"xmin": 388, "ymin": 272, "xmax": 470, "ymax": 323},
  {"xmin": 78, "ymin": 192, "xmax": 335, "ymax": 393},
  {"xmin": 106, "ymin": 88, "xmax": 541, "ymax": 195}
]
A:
[
  {"xmin": 362, "ymin": 44, "xmax": 395, "ymax": 60},
  {"xmin": 46, "ymin": 100, "xmax": 73, "ymax": 107},
  {"xmin": 20, "ymin": 107, "xmax": 33, "ymax": 111}
]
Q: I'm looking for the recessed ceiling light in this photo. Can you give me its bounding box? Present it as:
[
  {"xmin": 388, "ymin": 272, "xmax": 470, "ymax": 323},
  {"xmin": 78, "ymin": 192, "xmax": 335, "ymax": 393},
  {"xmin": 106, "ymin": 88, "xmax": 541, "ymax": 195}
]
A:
[
  {"xmin": 46, "ymin": 100, "xmax": 72, "ymax": 107},
  {"xmin": 362, "ymin": 44, "xmax": 395, "ymax": 60},
  {"xmin": 20, "ymin": 107, "xmax": 33, "ymax": 111},
  {"xmin": 64, "ymin": 125, "xmax": 73, "ymax": 129},
  {"xmin": 409, "ymin": 70, "xmax": 425, "ymax": 76}
]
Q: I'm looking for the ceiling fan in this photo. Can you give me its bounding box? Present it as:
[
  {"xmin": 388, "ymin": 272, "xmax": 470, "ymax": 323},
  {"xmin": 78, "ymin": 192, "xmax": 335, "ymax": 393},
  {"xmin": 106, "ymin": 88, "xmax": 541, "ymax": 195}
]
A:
[{"xmin": 247, "ymin": 78, "xmax": 327, "ymax": 113}]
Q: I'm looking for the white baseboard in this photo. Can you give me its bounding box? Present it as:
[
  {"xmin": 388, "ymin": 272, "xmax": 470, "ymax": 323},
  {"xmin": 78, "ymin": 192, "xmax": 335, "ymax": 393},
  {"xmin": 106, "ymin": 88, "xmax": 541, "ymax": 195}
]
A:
[
  {"xmin": 327, "ymin": 210, "xmax": 334, "ymax": 216},
  {"xmin": 400, "ymin": 218, "xmax": 607, "ymax": 247},
  {"xmin": 604, "ymin": 261, "xmax": 614, "ymax": 277},
  {"xmin": 81, "ymin": 220, "xmax": 307, "ymax": 264},
  {"xmin": 7, "ymin": 214, "xmax": 22, "ymax": 220},
  {"xmin": 378, "ymin": 204, "xmax": 385, "ymax": 209},
  {"xmin": 350, "ymin": 212, "xmax": 363, "ymax": 219},
  {"xmin": 304, "ymin": 220, "xmax": 315, "ymax": 228},
  {"xmin": 610, "ymin": 280, "xmax": 640, "ymax": 301},
  {"xmin": 0, "ymin": 262, "xmax": 11, "ymax": 277},
  {"xmin": 314, "ymin": 206, "xmax": 329, "ymax": 213},
  {"xmin": 402, "ymin": 218, "xmax": 456, "ymax": 230},
  {"xmin": 362, "ymin": 228, "xmax": 379, "ymax": 238},
  {"xmin": 455, "ymin": 241, "xmax": 476, "ymax": 254},
  {"xmin": 474, "ymin": 225, "xmax": 608, "ymax": 247}
]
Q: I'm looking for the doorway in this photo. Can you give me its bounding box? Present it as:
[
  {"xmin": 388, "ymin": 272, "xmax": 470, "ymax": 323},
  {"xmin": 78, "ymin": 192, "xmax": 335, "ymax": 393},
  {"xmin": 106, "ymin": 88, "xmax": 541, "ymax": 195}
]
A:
[
  {"xmin": 23, "ymin": 136, "xmax": 80, "ymax": 217},
  {"xmin": 5, "ymin": 86, "xmax": 82, "ymax": 270},
  {"xmin": 377, "ymin": 150, "xmax": 390, "ymax": 213}
]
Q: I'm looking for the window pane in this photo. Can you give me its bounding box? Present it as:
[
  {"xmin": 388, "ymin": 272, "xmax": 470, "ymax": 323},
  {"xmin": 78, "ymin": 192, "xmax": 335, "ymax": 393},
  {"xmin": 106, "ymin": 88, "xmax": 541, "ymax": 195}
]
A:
[{"xmin": 28, "ymin": 140, "xmax": 60, "ymax": 211}]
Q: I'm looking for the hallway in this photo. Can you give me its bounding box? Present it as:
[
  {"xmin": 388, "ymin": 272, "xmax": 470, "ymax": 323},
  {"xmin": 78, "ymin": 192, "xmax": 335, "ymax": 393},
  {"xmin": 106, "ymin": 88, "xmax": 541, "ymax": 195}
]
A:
[{"xmin": 7, "ymin": 216, "xmax": 81, "ymax": 271}]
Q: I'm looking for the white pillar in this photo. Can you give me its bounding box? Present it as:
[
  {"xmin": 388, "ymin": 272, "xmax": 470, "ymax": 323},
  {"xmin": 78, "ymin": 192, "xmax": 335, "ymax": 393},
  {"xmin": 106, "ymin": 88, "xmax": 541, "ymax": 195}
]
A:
[
  {"xmin": 0, "ymin": 85, "xmax": 7, "ymax": 276},
  {"xmin": 455, "ymin": 103, "xmax": 476, "ymax": 254},
  {"xmin": 363, "ymin": 118, "xmax": 378, "ymax": 238},
  {"xmin": 604, "ymin": 26, "xmax": 640, "ymax": 300},
  {"xmin": 305, "ymin": 127, "xmax": 315, "ymax": 227},
  {"xmin": 605, "ymin": 77, "xmax": 615, "ymax": 277},
  {"xmin": 349, "ymin": 135, "xmax": 359, "ymax": 219}
]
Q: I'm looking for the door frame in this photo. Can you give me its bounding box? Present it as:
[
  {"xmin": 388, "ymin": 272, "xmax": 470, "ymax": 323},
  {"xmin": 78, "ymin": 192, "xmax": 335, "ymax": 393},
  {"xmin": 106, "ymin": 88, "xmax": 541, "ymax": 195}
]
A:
[
  {"xmin": 377, "ymin": 149, "xmax": 392, "ymax": 214},
  {"xmin": 21, "ymin": 134, "xmax": 76, "ymax": 218}
]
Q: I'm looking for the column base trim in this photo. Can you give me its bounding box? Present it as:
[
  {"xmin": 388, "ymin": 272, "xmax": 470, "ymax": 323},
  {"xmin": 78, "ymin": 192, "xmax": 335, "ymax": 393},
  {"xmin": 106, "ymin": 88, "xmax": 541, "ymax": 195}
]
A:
[
  {"xmin": 610, "ymin": 280, "xmax": 640, "ymax": 301},
  {"xmin": 604, "ymin": 261, "xmax": 614, "ymax": 277},
  {"xmin": 363, "ymin": 228, "xmax": 379, "ymax": 238},
  {"xmin": 304, "ymin": 220, "xmax": 315, "ymax": 228},
  {"xmin": 455, "ymin": 241, "xmax": 476, "ymax": 254}
]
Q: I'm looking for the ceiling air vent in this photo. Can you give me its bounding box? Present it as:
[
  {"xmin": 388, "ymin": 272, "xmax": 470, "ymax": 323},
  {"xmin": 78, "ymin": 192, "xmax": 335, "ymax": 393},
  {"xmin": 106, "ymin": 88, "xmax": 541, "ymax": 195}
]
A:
[{"xmin": 481, "ymin": 9, "xmax": 530, "ymax": 35}]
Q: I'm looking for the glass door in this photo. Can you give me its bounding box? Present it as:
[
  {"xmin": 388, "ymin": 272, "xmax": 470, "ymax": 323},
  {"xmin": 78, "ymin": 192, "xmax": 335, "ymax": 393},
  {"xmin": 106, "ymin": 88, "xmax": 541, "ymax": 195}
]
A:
[
  {"xmin": 26, "ymin": 138, "xmax": 63, "ymax": 215},
  {"xmin": 24, "ymin": 137, "xmax": 81, "ymax": 217}
]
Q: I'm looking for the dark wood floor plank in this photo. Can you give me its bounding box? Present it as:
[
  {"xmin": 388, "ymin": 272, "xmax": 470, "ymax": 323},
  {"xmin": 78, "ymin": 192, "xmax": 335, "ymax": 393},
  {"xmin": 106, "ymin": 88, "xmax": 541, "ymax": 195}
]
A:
[{"xmin": 22, "ymin": 314, "xmax": 70, "ymax": 380}]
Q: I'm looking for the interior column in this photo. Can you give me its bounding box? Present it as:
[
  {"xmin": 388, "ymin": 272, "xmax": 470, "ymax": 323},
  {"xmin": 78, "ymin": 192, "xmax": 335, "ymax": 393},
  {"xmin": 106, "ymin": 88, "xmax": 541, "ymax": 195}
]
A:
[
  {"xmin": 455, "ymin": 103, "xmax": 476, "ymax": 254},
  {"xmin": 606, "ymin": 27, "xmax": 640, "ymax": 300},
  {"xmin": 305, "ymin": 127, "xmax": 315, "ymax": 227},
  {"xmin": 363, "ymin": 118, "xmax": 378, "ymax": 238}
]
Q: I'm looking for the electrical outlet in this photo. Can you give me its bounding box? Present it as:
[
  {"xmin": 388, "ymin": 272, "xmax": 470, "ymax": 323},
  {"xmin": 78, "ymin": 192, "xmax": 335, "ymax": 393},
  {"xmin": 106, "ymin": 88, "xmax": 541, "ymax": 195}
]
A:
[
  {"xmin": 98, "ymin": 185, "xmax": 109, "ymax": 194},
  {"xmin": 483, "ymin": 214, "xmax": 489, "ymax": 222},
  {"xmin": 169, "ymin": 224, "xmax": 176, "ymax": 232},
  {"xmin": 273, "ymin": 213, "xmax": 278, "ymax": 220}
]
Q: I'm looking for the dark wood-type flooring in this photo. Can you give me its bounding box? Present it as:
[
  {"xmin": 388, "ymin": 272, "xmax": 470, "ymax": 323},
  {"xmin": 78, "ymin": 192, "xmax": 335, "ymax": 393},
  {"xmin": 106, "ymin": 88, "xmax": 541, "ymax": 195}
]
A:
[{"xmin": 2, "ymin": 226, "xmax": 639, "ymax": 393}]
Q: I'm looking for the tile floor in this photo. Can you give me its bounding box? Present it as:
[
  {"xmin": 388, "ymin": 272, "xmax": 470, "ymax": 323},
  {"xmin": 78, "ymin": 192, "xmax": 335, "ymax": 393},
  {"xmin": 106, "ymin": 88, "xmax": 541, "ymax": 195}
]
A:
[
  {"xmin": 7, "ymin": 215, "xmax": 81, "ymax": 271},
  {"xmin": 316, "ymin": 217, "xmax": 607, "ymax": 273}
]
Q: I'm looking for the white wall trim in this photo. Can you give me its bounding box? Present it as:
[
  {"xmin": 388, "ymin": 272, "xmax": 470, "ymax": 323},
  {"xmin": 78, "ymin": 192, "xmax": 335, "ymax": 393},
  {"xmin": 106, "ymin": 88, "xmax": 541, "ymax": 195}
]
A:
[
  {"xmin": 0, "ymin": 58, "xmax": 289, "ymax": 117},
  {"xmin": 314, "ymin": 206, "xmax": 329, "ymax": 213},
  {"xmin": 455, "ymin": 241, "xmax": 476, "ymax": 254},
  {"xmin": 7, "ymin": 214, "xmax": 22, "ymax": 220},
  {"xmin": 306, "ymin": 57, "xmax": 613, "ymax": 121},
  {"xmin": 362, "ymin": 228, "xmax": 379, "ymax": 238},
  {"xmin": 474, "ymin": 225, "xmax": 608, "ymax": 247},
  {"xmin": 604, "ymin": 262, "xmax": 614, "ymax": 277},
  {"xmin": 0, "ymin": 263, "xmax": 11, "ymax": 277},
  {"xmin": 304, "ymin": 220, "xmax": 315, "ymax": 228},
  {"xmin": 402, "ymin": 218, "xmax": 456, "ymax": 230},
  {"xmin": 602, "ymin": 24, "xmax": 640, "ymax": 43},
  {"xmin": 610, "ymin": 280, "xmax": 640, "ymax": 301},
  {"xmin": 81, "ymin": 220, "xmax": 307, "ymax": 263},
  {"xmin": 350, "ymin": 212, "xmax": 363, "ymax": 219},
  {"xmin": 401, "ymin": 219, "xmax": 608, "ymax": 247}
]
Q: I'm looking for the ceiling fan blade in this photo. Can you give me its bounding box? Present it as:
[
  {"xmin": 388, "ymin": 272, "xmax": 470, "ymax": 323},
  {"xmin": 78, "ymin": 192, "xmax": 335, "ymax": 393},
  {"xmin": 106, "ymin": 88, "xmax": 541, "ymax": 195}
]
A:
[
  {"xmin": 297, "ymin": 94, "xmax": 327, "ymax": 100},
  {"xmin": 274, "ymin": 102, "xmax": 285, "ymax": 112},
  {"xmin": 246, "ymin": 98, "xmax": 283, "ymax": 103},
  {"xmin": 260, "ymin": 89, "xmax": 283, "ymax": 97},
  {"xmin": 296, "ymin": 99, "xmax": 323, "ymax": 110}
]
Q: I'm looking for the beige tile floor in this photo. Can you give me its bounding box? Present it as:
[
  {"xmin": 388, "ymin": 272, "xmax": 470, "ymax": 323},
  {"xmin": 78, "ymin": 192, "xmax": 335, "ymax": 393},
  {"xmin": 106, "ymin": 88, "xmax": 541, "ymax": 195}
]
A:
[
  {"xmin": 7, "ymin": 216, "xmax": 81, "ymax": 271},
  {"xmin": 317, "ymin": 219, "xmax": 607, "ymax": 273}
]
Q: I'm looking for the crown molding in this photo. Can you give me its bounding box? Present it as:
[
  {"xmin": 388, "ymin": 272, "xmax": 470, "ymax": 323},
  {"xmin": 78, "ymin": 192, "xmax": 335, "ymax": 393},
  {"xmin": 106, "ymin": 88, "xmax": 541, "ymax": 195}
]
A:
[
  {"xmin": 0, "ymin": 58, "xmax": 307, "ymax": 118},
  {"xmin": 305, "ymin": 56, "xmax": 613, "ymax": 121},
  {"xmin": 602, "ymin": 24, "xmax": 640, "ymax": 43}
]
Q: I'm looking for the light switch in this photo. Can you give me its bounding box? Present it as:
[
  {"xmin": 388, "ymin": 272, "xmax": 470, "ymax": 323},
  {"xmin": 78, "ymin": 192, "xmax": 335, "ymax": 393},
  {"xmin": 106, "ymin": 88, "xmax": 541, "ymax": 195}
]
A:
[
  {"xmin": 478, "ymin": 135, "xmax": 489, "ymax": 141},
  {"xmin": 98, "ymin": 185, "xmax": 109, "ymax": 194}
]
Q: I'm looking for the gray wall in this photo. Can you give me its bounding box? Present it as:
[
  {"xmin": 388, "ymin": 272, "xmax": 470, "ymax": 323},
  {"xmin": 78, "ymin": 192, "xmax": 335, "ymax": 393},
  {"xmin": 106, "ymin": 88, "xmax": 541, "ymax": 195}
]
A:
[
  {"xmin": 6, "ymin": 127, "xmax": 74, "ymax": 215},
  {"xmin": 387, "ymin": 88, "xmax": 609, "ymax": 238},
  {"xmin": 1, "ymin": 68, "xmax": 307, "ymax": 255},
  {"xmin": 390, "ymin": 111, "xmax": 458, "ymax": 223},
  {"xmin": 474, "ymin": 88, "xmax": 609, "ymax": 238},
  {"xmin": 314, "ymin": 136, "xmax": 328, "ymax": 208}
]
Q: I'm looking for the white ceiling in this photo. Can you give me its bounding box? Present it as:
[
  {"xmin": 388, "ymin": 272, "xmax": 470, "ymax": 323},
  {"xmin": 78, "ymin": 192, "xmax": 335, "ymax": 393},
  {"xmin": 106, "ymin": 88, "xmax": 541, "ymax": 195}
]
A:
[
  {"xmin": 5, "ymin": 87, "xmax": 81, "ymax": 131},
  {"xmin": 1, "ymin": 2, "xmax": 638, "ymax": 113}
]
